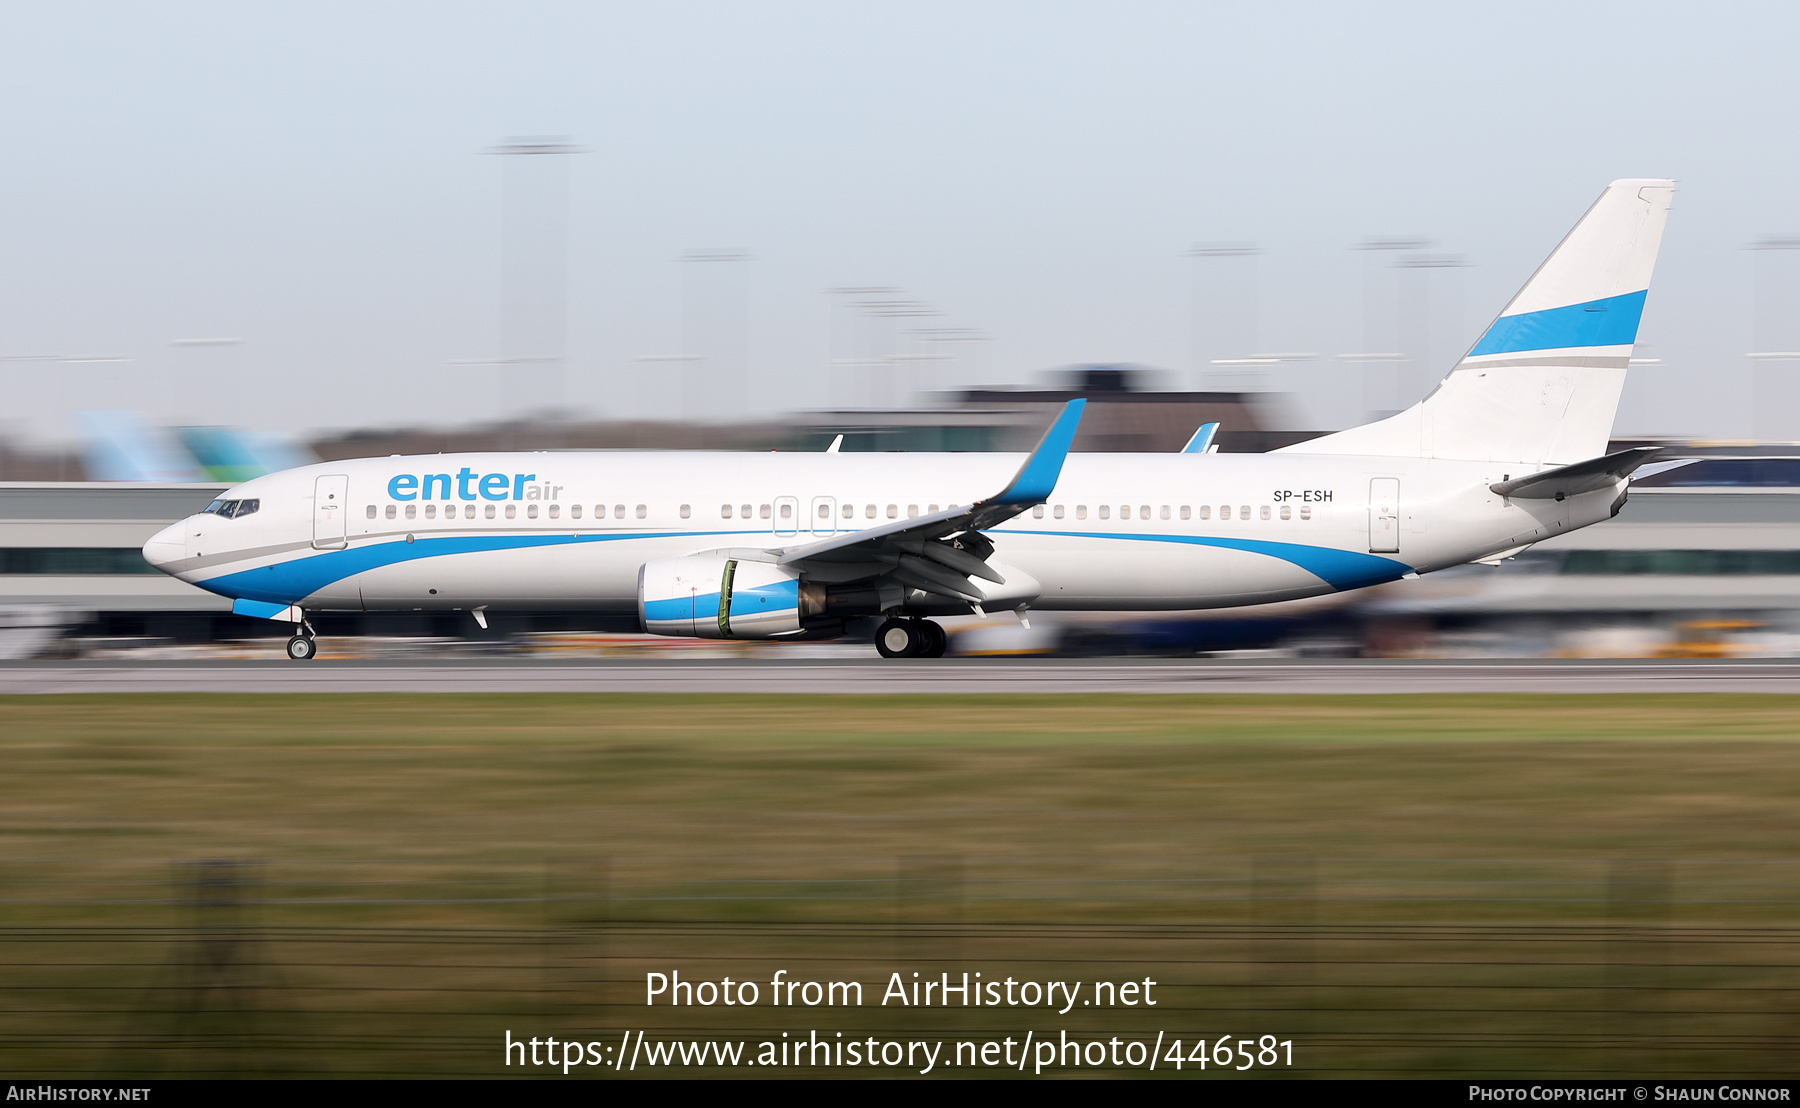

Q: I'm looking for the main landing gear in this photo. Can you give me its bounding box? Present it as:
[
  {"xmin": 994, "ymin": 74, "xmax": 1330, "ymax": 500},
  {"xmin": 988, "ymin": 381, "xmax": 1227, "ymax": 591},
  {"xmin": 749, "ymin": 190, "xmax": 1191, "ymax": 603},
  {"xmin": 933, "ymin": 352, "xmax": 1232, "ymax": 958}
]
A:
[{"xmin": 874, "ymin": 617, "xmax": 947, "ymax": 659}]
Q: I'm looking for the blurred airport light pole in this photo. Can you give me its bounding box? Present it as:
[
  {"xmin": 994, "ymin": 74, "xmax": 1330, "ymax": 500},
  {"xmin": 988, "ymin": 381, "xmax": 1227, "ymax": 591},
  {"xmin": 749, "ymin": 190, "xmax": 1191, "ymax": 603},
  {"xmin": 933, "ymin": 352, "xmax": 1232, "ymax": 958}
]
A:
[
  {"xmin": 1346, "ymin": 237, "xmax": 1428, "ymax": 419},
  {"xmin": 826, "ymin": 288, "xmax": 892, "ymax": 408},
  {"xmin": 487, "ymin": 138, "xmax": 581, "ymax": 421},
  {"xmin": 827, "ymin": 289, "xmax": 939, "ymax": 408},
  {"xmin": 914, "ymin": 328, "xmax": 989, "ymax": 403},
  {"xmin": 680, "ymin": 250, "xmax": 750, "ymax": 422},
  {"xmin": 171, "ymin": 337, "xmax": 244, "ymax": 427},
  {"xmin": 1748, "ymin": 235, "xmax": 1800, "ymax": 441},
  {"xmin": 1188, "ymin": 242, "xmax": 1260, "ymax": 390},
  {"xmin": 1395, "ymin": 253, "xmax": 1469, "ymax": 408}
]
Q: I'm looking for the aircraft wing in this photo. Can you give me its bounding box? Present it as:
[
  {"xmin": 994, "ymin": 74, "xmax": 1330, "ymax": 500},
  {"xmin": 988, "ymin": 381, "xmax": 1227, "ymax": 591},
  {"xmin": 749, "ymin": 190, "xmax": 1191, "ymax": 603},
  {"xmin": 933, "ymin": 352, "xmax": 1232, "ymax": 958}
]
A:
[
  {"xmin": 771, "ymin": 399, "xmax": 1085, "ymax": 602},
  {"xmin": 1489, "ymin": 446, "xmax": 1662, "ymax": 499}
]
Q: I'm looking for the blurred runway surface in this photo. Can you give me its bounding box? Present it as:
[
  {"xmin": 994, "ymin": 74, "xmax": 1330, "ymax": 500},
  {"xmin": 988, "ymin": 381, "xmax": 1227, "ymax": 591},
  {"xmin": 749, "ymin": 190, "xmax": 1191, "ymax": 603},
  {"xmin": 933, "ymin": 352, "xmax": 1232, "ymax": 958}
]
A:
[{"xmin": 7, "ymin": 657, "xmax": 1800, "ymax": 694}]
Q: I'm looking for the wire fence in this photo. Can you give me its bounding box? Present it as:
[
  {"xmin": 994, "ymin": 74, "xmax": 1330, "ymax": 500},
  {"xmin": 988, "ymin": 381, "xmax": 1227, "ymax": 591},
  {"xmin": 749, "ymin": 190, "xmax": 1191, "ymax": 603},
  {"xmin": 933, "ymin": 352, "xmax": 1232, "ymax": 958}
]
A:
[{"xmin": 3, "ymin": 855, "xmax": 1799, "ymax": 1077}]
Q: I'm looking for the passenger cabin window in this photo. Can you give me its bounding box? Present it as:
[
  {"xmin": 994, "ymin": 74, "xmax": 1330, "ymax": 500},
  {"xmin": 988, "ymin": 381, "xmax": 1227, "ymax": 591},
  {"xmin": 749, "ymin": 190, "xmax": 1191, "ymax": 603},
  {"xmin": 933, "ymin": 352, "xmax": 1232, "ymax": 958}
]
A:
[
  {"xmin": 570, "ymin": 504, "xmax": 582, "ymax": 519},
  {"xmin": 1053, "ymin": 505, "xmax": 1065, "ymax": 519},
  {"xmin": 527, "ymin": 504, "xmax": 538, "ymax": 519},
  {"xmin": 907, "ymin": 504, "xmax": 919, "ymax": 518},
  {"xmin": 1300, "ymin": 506, "xmax": 1311, "ymax": 520},
  {"xmin": 928, "ymin": 504, "xmax": 939, "ymax": 513},
  {"xmin": 1219, "ymin": 505, "xmax": 1230, "ymax": 520},
  {"xmin": 1280, "ymin": 505, "xmax": 1290, "ymax": 520},
  {"xmin": 1179, "ymin": 505, "xmax": 1190, "ymax": 520},
  {"xmin": 548, "ymin": 504, "xmax": 559, "ymax": 519},
  {"xmin": 635, "ymin": 504, "xmax": 646, "ymax": 519},
  {"xmin": 385, "ymin": 504, "xmax": 397, "ymax": 520},
  {"xmin": 366, "ymin": 504, "xmax": 377, "ymax": 519},
  {"xmin": 505, "ymin": 504, "xmax": 517, "ymax": 519},
  {"xmin": 1160, "ymin": 505, "xmax": 1170, "ymax": 520},
  {"xmin": 1076, "ymin": 505, "xmax": 1087, "ymax": 519},
  {"xmin": 841, "ymin": 503, "xmax": 853, "ymax": 518},
  {"xmin": 1240, "ymin": 505, "xmax": 1250, "ymax": 519},
  {"xmin": 1260, "ymin": 505, "xmax": 1270, "ymax": 520},
  {"xmin": 721, "ymin": 504, "xmax": 733, "ymax": 518},
  {"xmin": 425, "ymin": 504, "xmax": 437, "ymax": 519},
  {"xmin": 615, "ymin": 504, "xmax": 626, "ymax": 518},
  {"xmin": 1032, "ymin": 505, "xmax": 1044, "ymax": 519},
  {"xmin": 777, "ymin": 503, "xmax": 790, "ymax": 520},
  {"xmin": 485, "ymin": 504, "xmax": 496, "ymax": 519},
  {"xmin": 1141, "ymin": 505, "xmax": 1151, "ymax": 519},
  {"xmin": 887, "ymin": 504, "xmax": 897, "ymax": 519},
  {"xmin": 406, "ymin": 504, "xmax": 416, "ymax": 519},
  {"xmin": 1197, "ymin": 505, "xmax": 1208, "ymax": 520},
  {"xmin": 865, "ymin": 504, "xmax": 876, "ymax": 519},
  {"xmin": 1098, "ymin": 505, "xmax": 1110, "ymax": 520},
  {"xmin": 680, "ymin": 504, "xmax": 691, "ymax": 519}
]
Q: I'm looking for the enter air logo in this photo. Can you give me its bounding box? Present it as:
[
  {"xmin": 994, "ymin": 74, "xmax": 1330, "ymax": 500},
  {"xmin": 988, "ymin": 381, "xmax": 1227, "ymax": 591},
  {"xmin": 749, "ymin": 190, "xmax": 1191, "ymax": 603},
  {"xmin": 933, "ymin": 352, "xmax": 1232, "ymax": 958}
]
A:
[{"xmin": 387, "ymin": 469, "xmax": 563, "ymax": 502}]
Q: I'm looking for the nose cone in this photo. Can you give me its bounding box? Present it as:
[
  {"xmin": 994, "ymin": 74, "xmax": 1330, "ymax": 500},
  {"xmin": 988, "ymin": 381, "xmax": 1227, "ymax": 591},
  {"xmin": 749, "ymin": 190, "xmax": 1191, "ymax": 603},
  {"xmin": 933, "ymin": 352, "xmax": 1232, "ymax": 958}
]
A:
[{"xmin": 142, "ymin": 521, "xmax": 186, "ymax": 573}]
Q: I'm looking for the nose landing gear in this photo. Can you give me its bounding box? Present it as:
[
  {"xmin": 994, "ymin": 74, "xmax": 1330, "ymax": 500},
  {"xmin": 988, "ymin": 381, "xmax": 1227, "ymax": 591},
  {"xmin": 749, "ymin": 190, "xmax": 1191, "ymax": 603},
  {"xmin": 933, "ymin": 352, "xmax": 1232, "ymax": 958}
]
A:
[
  {"xmin": 284, "ymin": 615, "xmax": 318, "ymax": 661},
  {"xmin": 874, "ymin": 617, "xmax": 947, "ymax": 659}
]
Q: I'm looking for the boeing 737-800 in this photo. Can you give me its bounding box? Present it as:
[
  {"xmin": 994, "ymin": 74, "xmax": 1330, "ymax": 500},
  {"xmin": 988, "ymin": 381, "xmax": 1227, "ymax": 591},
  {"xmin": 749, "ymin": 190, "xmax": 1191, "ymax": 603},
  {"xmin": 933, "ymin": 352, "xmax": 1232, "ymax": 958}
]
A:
[{"xmin": 143, "ymin": 179, "xmax": 1675, "ymax": 661}]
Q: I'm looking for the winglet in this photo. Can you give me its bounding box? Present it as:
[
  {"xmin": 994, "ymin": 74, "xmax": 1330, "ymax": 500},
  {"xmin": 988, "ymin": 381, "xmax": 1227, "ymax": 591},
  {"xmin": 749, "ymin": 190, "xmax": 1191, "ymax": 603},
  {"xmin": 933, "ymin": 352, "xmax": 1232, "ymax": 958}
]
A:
[
  {"xmin": 990, "ymin": 399, "xmax": 1085, "ymax": 506},
  {"xmin": 1181, "ymin": 422, "xmax": 1219, "ymax": 454},
  {"xmin": 826, "ymin": 434, "xmax": 843, "ymax": 454}
]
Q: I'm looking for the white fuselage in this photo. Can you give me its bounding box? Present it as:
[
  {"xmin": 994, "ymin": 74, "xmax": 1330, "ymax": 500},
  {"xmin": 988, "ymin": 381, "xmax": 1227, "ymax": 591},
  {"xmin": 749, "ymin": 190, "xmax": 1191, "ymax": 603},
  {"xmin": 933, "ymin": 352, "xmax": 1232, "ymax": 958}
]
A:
[{"xmin": 142, "ymin": 450, "xmax": 1620, "ymax": 619}]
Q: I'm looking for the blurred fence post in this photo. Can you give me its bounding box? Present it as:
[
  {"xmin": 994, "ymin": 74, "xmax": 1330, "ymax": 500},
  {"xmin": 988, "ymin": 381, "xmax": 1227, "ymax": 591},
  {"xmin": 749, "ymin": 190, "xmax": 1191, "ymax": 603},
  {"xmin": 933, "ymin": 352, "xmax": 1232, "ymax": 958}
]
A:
[
  {"xmin": 114, "ymin": 860, "xmax": 284, "ymax": 1076},
  {"xmin": 1605, "ymin": 859, "xmax": 1672, "ymax": 1044},
  {"xmin": 1252, "ymin": 856, "xmax": 1318, "ymax": 1027},
  {"xmin": 896, "ymin": 855, "xmax": 965, "ymax": 967},
  {"xmin": 542, "ymin": 857, "xmax": 610, "ymax": 1030}
]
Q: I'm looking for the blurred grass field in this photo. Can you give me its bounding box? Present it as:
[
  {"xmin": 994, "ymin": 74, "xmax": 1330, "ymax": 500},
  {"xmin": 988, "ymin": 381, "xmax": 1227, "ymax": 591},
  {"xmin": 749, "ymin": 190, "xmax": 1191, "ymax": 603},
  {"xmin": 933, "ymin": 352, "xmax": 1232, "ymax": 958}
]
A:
[{"xmin": 4, "ymin": 693, "xmax": 1800, "ymax": 1078}]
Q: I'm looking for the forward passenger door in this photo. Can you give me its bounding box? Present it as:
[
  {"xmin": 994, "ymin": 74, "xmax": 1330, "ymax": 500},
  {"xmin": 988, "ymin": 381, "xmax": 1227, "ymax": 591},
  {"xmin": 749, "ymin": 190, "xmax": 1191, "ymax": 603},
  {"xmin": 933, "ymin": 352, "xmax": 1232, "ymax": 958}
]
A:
[{"xmin": 313, "ymin": 474, "xmax": 349, "ymax": 550}]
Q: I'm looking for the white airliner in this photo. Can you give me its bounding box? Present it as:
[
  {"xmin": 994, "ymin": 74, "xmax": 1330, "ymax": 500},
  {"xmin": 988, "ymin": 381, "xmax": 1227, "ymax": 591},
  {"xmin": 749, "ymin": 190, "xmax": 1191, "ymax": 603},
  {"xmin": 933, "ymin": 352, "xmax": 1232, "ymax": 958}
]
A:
[{"xmin": 145, "ymin": 179, "xmax": 1674, "ymax": 661}]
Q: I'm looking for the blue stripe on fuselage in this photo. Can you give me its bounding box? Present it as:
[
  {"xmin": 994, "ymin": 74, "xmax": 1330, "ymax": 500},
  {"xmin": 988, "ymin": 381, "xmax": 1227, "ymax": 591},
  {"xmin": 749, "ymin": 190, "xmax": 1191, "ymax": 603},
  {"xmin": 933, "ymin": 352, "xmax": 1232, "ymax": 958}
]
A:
[
  {"xmin": 197, "ymin": 526, "xmax": 1411, "ymax": 604},
  {"xmin": 1002, "ymin": 529, "xmax": 1410, "ymax": 591},
  {"xmin": 199, "ymin": 530, "xmax": 732, "ymax": 604}
]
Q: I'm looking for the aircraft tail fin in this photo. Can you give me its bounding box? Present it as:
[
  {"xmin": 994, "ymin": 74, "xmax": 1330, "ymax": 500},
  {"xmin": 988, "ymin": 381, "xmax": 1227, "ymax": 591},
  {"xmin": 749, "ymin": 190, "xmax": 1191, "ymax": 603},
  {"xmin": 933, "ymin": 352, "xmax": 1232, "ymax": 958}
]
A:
[{"xmin": 1282, "ymin": 179, "xmax": 1675, "ymax": 465}]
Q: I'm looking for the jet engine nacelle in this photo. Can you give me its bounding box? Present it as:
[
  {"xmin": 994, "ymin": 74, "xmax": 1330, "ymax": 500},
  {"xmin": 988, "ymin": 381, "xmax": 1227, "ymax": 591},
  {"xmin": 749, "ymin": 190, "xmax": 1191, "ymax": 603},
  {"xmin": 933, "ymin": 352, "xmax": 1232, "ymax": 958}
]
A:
[{"xmin": 638, "ymin": 555, "xmax": 824, "ymax": 639}]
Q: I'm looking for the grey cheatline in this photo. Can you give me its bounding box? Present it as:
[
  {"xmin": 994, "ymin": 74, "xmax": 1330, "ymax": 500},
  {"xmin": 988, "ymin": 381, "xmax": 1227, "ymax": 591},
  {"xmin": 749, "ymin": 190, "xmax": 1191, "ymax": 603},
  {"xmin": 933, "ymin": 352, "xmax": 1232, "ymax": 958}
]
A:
[{"xmin": 140, "ymin": 181, "xmax": 1675, "ymax": 662}]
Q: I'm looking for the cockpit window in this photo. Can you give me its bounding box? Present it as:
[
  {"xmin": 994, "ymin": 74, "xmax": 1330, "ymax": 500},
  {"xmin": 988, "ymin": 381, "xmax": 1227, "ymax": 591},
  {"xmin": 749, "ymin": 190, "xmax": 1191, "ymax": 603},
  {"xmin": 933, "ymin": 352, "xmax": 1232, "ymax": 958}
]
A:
[{"xmin": 204, "ymin": 499, "xmax": 258, "ymax": 520}]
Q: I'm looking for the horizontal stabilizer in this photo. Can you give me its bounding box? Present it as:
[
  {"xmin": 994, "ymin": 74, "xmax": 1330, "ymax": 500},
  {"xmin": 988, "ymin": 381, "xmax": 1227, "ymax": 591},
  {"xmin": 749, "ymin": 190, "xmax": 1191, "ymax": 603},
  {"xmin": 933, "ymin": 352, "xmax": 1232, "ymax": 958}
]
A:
[{"xmin": 1489, "ymin": 446, "xmax": 1661, "ymax": 499}]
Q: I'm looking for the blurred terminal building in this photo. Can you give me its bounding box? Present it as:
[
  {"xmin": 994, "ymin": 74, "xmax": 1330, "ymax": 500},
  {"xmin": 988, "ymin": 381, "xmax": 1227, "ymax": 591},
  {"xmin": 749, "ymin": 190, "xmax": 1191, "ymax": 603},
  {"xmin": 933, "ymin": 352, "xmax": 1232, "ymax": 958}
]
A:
[{"xmin": 4, "ymin": 367, "xmax": 1800, "ymax": 659}]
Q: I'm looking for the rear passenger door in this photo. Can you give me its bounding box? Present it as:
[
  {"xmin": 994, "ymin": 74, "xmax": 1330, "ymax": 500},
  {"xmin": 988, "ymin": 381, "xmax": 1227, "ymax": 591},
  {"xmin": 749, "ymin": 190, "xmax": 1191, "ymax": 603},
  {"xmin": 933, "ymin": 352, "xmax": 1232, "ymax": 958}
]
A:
[{"xmin": 1368, "ymin": 478, "xmax": 1399, "ymax": 554}]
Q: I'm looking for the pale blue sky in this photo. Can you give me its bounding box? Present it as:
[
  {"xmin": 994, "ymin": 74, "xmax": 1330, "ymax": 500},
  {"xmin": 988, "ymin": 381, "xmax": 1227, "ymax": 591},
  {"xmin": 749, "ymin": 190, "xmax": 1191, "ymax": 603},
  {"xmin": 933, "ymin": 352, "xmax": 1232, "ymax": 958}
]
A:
[{"xmin": 2, "ymin": 2, "xmax": 1797, "ymax": 442}]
